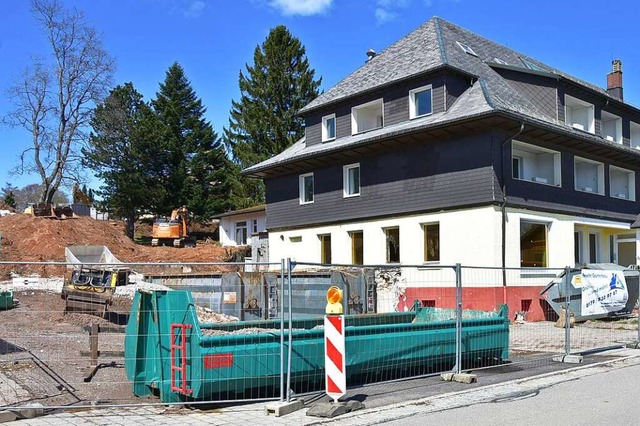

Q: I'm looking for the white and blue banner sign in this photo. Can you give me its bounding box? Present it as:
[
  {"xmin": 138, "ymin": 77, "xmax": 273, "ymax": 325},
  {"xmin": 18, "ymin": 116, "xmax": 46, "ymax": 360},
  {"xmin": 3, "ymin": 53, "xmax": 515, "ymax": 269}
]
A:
[{"xmin": 575, "ymin": 270, "xmax": 628, "ymax": 317}]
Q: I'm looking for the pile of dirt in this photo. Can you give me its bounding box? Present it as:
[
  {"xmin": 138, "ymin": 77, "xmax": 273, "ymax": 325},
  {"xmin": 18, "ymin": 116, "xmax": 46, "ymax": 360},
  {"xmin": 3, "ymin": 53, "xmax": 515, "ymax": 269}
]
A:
[
  {"xmin": 0, "ymin": 214, "xmax": 237, "ymax": 278},
  {"xmin": 0, "ymin": 201, "xmax": 17, "ymax": 212}
]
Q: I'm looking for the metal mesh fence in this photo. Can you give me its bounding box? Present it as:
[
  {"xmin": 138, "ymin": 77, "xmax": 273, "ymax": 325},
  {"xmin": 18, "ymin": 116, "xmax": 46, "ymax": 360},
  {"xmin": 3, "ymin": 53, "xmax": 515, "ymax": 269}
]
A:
[
  {"xmin": 0, "ymin": 260, "xmax": 283, "ymax": 411},
  {"xmin": 1, "ymin": 259, "xmax": 638, "ymax": 413}
]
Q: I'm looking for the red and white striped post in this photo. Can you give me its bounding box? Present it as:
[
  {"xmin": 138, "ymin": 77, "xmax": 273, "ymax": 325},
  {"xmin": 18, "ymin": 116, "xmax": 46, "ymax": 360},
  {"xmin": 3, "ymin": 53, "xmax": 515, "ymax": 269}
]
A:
[{"xmin": 325, "ymin": 286, "xmax": 346, "ymax": 403}]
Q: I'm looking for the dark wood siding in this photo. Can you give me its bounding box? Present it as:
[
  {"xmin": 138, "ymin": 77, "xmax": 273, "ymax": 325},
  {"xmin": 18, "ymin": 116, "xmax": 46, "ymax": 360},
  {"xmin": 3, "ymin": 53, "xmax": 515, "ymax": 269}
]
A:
[
  {"xmin": 303, "ymin": 72, "xmax": 447, "ymax": 147},
  {"xmin": 266, "ymin": 132, "xmax": 498, "ymax": 230},
  {"xmin": 504, "ymin": 134, "xmax": 640, "ymax": 218}
]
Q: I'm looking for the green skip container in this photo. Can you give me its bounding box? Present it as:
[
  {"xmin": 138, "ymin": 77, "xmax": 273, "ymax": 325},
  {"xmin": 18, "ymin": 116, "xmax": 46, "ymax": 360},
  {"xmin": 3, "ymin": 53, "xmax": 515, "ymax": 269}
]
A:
[
  {"xmin": 0, "ymin": 291, "xmax": 13, "ymax": 310},
  {"xmin": 124, "ymin": 290, "xmax": 509, "ymax": 403}
]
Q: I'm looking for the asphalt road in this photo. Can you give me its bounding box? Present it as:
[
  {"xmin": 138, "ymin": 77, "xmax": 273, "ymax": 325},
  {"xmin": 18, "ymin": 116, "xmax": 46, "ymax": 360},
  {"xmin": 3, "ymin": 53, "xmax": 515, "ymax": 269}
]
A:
[{"xmin": 381, "ymin": 361, "xmax": 640, "ymax": 425}]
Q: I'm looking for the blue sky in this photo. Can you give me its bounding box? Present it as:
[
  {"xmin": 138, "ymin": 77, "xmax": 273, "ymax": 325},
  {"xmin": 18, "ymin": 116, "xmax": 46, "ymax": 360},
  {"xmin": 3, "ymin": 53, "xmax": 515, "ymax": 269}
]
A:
[{"xmin": 1, "ymin": 0, "xmax": 639, "ymax": 193}]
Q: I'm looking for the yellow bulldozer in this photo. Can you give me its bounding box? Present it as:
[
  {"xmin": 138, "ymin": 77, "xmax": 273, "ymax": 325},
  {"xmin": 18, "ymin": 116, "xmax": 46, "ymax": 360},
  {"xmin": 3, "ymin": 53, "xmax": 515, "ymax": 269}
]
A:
[{"xmin": 151, "ymin": 206, "xmax": 196, "ymax": 247}]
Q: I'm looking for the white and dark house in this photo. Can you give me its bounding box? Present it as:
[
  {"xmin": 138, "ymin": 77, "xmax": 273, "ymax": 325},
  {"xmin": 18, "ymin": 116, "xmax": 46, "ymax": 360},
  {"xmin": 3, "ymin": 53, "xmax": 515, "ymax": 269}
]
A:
[{"xmin": 244, "ymin": 18, "xmax": 640, "ymax": 320}]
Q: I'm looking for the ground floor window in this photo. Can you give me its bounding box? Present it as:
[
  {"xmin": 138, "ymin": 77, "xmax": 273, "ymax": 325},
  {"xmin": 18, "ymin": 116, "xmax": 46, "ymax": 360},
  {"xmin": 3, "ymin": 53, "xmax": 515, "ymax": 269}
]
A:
[
  {"xmin": 350, "ymin": 231, "xmax": 363, "ymax": 265},
  {"xmin": 235, "ymin": 221, "xmax": 247, "ymax": 245},
  {"xmin": 319, "ymin": 234, "xmax": 331, "ymax": 264},
  {"xmin": 520, "ymin": 221, "xmax": 547, "ymax": 267},
  {"xmin": 384, "ymin": 227, "xmax": 400, "ymax": 263},
  {"xmin": 422, "ymin": 223, "xmax": 440, "ymax": 262}
]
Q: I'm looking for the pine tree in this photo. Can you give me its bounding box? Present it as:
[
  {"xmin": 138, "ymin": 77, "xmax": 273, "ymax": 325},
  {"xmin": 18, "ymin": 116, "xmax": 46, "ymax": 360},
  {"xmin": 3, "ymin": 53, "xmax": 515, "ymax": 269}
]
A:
[
  {"xmin": 152, "ymin": 63, "xmax": 233, "ymax": 218},
  {"xmin": 224, "ymin": 25, "xmax": 321, "ymax": 205},
  {"xmin": 84, "ymin": 83, "xmax": 166, "ymax": 238}
]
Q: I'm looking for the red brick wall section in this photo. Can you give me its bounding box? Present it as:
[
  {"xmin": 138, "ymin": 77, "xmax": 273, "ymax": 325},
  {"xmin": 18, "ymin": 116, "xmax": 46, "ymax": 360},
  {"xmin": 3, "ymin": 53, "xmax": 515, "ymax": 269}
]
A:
[{"xmin": 400, "ymin": 286, "xmax": 550, "ymax": 322}]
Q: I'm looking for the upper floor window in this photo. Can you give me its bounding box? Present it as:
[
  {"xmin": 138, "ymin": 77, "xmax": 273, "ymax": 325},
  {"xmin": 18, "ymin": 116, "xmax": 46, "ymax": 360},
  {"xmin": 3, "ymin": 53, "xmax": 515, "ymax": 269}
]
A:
[
  {"xmin": 343, "ymin": 163, "xmax": 360, "ymax": 197},
  {"xmin": 409, "ymin": 85, "xmax": 433, "ymax": 119},
  {"xmin": 352, "ymin": 99, "xmax": 383, "ymax": 135},
  {"xmin": 322, "ymin": 114, "xmax": 336, "ymax": 142},
  {"xmin": 512, "ymin": 140, "xmax": 561, "ymax": 186},
  {"xmin": 631, "ymin": 121, "xmax": 640, "ymax": 149},
  {"xmin": 609, "ymin": 166, "xmax": 635, "ymax": 201},
  {"xmin": 574, "ymin": 156, "xmax": 604, "ymax": 195},
  {"xmin": 565, "ymin": 95, "xmax": 594, "ymax": 133},
  {"xmin": 601, "ymin": 111, "xmax": 622, "ymax": 143},
  {"xmin": 299, "ymin": 173, "xmax": 314, "ymax": 204}
]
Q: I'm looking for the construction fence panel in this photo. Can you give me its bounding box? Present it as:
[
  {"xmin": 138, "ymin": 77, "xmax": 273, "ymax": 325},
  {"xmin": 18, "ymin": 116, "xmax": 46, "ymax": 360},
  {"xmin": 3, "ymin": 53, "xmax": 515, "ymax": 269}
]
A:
[
  {"xmin": 285, "ymin": 262, "xmax": 460, "ymax": 398},
  {"xmin": 459, "ymin": 266, "xmax": 566, "ymax": 372},
  {"xmin": 564, "ymin": 267, "xmax": 640, "ymax": 355},
  {"xmin": 0, "ymin": 260, "xmax": 285, "ymax": 412}
]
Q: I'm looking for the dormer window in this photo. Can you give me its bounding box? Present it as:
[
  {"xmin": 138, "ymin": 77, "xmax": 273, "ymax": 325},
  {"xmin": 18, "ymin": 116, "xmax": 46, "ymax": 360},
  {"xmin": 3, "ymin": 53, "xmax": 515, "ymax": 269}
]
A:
[
  {"xmin": 456, "ymin": 41, "xmax": 477, "ymax": 57},
  {"xmin": 409, "ymin": 85, "xmax": 433, "ymax": 119},
  {"xmin": 322, "ymin": 114, "xmax": 336, "ymax": 142},
  {"xmin": 351, "ymin": 99, "xmax": 384, "ymax": 135},
  {"xmin": 565, "ymin": 95, "xmax": 595, "ymax": 134},
  {"xmin": 631, "ymin": 121, "xmax": 640, "ymax": 149},
  {"xmin": 601, "ymin": 111, "xmax": 622, "ymax": 143}
]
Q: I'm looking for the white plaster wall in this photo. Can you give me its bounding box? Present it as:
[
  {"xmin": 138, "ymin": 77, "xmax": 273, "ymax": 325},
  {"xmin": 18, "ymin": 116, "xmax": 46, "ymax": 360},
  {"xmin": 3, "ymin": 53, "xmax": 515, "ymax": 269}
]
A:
[
  {"xmin": 267, "ymin": 206, "xmax": 634, "ymax": 288},
  {"xmin": 268, "ymin": 206, "xmax": 502, "ymax": 267},
  {"xmin": 219, "ymin": 212, "xmax": 266, "ymax": 246}
]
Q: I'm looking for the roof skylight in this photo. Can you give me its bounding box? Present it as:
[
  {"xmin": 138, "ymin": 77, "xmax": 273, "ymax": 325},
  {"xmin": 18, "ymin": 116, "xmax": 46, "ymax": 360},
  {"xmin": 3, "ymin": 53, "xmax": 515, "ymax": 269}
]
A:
[
  {"xmin": 456, "ymin": 41, "xmax": 478, "ymax": 57},
  {"xmin": 494, "ymin": 58, "xmax": 509, "ymax": 65},
  {"xmin": 520, "ymin": 57, "xmax": 544, "ymax": 72}
]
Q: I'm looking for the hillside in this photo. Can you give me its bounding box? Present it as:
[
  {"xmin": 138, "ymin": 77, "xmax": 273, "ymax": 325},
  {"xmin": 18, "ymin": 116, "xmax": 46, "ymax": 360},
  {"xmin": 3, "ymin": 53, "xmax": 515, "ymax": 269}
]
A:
[{"xmin": 0, "ymin": 214, "xmax": 235, "ymax": 278}]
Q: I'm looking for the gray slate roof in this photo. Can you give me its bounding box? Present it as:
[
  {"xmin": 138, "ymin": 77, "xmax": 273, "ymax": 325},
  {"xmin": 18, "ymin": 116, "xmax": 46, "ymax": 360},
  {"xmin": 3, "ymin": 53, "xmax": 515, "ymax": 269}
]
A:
[
  {"xmin": 245, "ymin": 17, "xmax": 639, "ymax": 176},
  {"xmin": 301, "ymin": 17, "xmax": 616, "ymax": 115}
]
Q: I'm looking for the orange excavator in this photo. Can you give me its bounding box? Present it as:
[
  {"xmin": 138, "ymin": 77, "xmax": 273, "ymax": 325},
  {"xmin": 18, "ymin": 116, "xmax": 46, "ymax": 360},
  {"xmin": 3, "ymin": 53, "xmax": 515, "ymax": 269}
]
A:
[{"xmin": 151, "ymin": 206, "xmax": 196, "ymax": 247}]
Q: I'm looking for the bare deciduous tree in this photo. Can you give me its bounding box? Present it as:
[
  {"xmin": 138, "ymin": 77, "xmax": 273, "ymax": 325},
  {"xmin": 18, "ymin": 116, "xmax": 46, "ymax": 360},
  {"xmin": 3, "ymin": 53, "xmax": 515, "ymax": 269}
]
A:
[{"xmin": 4, "ymin": 0, "xmax": 115, "ymax": 204}]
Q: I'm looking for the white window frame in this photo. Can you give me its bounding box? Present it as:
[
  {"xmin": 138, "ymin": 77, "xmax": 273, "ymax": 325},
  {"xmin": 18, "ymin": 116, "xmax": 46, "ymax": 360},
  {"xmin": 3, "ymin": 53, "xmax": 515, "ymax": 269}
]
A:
[
  {"xmin": 574, "ymin": 156, "xmax": 604, "ymax": 195},
  {"xmin": 321, "ymin": 114, "xmax": 336, "ymax": 142},
  {"xmin": 409, "ymin": 84, "xmax": 433, "ymax": 119},
  {"xmin": 235, "ymin": 221, "xmax": 248, "ymax": 245},
  {"xmin": 601, "ymin": 110, "xmax": 622, "ymax": 144},
  {"xmin": 565, "ymin": 95, "xmax": 595, "ymax": 134},
  {"xmin": 299, "ymin": 172, "xmax": 314, "ymax": 205},
  {"xmin": 609, "ymin": 165, "xmax": 635, "ymax": 201},
  {"xmin": 630, "ymin": 121, "xmax": 640, "ymax": 149},
  {"xmin": 511, "ymin": 140, "xmax": 561, "ymax": 186},
  {"xmin": 343, "ymin": 163, "xmax": 361, "ymax": 198},
  {"xmin": 351, "ymin": 98, "xmax": 384, "ymax": 135}
]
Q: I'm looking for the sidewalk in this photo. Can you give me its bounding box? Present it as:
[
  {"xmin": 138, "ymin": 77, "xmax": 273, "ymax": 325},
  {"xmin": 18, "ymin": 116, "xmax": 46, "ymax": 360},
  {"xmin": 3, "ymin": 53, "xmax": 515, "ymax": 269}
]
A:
[{"xmin": 8, "ymin": 349, "xmax": 640, "ymax": 426}]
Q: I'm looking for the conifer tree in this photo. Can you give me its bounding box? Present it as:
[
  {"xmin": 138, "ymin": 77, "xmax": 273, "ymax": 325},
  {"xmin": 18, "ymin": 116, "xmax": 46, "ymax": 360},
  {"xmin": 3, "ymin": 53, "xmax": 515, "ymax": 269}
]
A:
[
  {"xmin": 84, "ymin": 83, "xmax": 165, "ymax": 238},
  {"xmin": 153, "ymin": 63, "xmax": 233, "ymax": 218},
  {"xmin": 224, "ymin": 26, "xmax": 321, "ymax": 205}
]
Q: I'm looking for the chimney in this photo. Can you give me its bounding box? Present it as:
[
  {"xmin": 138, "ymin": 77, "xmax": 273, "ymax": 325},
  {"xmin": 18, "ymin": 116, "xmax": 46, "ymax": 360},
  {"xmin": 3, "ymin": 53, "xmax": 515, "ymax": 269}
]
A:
[
  {"xmin": 607, "ymin": 59, "xmax": 623, "ymax": 101},
  {"xmin": 366, "ymin": 48, "xmax": 377, "ymax": 62}
]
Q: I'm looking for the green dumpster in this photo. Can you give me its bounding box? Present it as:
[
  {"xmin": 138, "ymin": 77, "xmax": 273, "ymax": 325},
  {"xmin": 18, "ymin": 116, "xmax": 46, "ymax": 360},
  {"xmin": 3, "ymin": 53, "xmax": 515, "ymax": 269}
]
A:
[
  {"xmin": 124, "ymin": 290, "xmax": 509, "ymax": 402},
  {"xmin": 0, "ymin": 291, "xmax": 13, "ymax": 310}
]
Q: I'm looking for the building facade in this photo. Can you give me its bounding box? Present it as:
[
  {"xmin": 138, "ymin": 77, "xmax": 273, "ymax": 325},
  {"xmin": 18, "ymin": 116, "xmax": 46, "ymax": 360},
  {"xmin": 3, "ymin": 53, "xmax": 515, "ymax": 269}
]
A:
[{"xmin": 244, "ymin": 18, "xmax": 640, "ymax": 320}]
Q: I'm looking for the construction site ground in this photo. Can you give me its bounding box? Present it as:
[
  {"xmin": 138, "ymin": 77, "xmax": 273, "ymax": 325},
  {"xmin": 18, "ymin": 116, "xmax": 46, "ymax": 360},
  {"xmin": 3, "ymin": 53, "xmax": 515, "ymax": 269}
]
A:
[{"xmin": 0, "ymin": 213, "xmax": 638, "ymax": 416}]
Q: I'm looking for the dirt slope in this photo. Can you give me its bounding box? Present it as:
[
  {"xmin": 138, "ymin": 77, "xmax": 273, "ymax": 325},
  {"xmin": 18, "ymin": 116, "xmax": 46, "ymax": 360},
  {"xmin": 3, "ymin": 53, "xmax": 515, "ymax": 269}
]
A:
[{"xmin": 0, "ymin": 214, "xmax": 234, "ymax": 277}]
